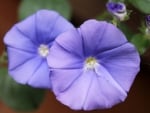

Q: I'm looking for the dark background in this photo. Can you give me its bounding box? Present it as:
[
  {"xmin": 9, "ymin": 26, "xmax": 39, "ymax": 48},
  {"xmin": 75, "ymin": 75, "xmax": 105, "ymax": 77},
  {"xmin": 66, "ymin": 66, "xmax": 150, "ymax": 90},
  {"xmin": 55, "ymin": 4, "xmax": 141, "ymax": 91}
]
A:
[{"xmin": 0, "ymin": 0, "xmax": 150, "ymax": 113}]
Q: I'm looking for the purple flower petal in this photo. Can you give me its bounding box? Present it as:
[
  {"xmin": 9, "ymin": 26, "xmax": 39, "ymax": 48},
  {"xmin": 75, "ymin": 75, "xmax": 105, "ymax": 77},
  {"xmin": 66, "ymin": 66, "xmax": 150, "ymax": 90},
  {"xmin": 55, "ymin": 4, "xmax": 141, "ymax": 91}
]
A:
[
  {"xmin": 9, "ymin": 55, "xmax": 42, "ymax": 84},
  {"xmin": 50, "ymin": 15, "xmax": 74, "ymax": 42},
  {"xmin": 96, "ymin": 43, "xmax": 140, "ymax": 92},
  {"xmin": 47, "ymin": 28, "xmax": 85, "ymax": 69},
  {"xmin": 82, "ymin": 70, "xmax": 126, "ymax": 110},
  {"xmin": 7, "ymin": 47, "xmax": 35, "ymax": 71},
  {"xmin": 55, "ymin": 70, "xmax": 94, "ymax": 110},
  {"xmin": 79, "ymin": 20, "xmax": 107, "ymax": 56},
  {"xmin": 35, "ymin": 10, "xmax": 59, "ymax": 43},
  {"xmin": 54, "ymin": 68, "xmax": 126, "ymax": 110},
  {"xmin": 51, "ymin": 69, "xmax": 83, "ymax": 95},
  {"xmin": 55, "ymin": 28, "xmax": 84, "ymax": 57},
  {"xmin": 4, "ymin": 10, "xmax": 74, "ymax": 88},
  {"xmin": 79, "ymin": 20, "xmax": 127, "ymax": 56},
  {"xmin": 4, "ymin": 27, "xmax": 36, "ymax": 52},
  {"xmin": 7, "ymin": 47, "xmax": 51, "ymax": 88},
  {"xmin": 16, "ymin": 10, "xmax": 73, "ymax": 44},
  {"xmin": 96, "ymin": 21, "xmax": 127, "ymax": 52},
  {"xmin": 28, "ymin": 61, "xmax": 51, "ymax": 88},
  {"xmin": 47, "ymin": 41, "xmax": 84, "ymax": 69}
]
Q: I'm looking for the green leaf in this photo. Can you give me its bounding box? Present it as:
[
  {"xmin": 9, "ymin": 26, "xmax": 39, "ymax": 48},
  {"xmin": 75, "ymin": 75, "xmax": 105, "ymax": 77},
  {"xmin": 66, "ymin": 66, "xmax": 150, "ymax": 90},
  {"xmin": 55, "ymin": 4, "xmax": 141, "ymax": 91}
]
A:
[
  {"xmin": 128, "ymin": 0, "xmax": 150, "ymax": 14},
  {"xmin": 97, "ymin": 11, "xmax": 112, "ymax": 21},
  {"xmin": 19, "ymin": 0, "xmax": 71, "ymax": 20},
  {"xmin": 130, "ymin": 34, "xmax": 150, "ymax": 54},
  {"xmin": 118, "ymin": 23, "xmax": 134, "ymax": 41},
  {"xmin": 0, "ymin": 68, "xmax": 45, "ymax": 112}
]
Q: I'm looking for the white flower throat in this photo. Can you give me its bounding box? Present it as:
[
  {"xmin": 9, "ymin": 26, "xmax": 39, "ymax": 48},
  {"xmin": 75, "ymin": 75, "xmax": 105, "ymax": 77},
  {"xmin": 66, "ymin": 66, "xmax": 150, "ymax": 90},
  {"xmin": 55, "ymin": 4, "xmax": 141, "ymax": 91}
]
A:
[
  {"xmin": 85, "ymin": 57, "xmax": 98, "ymax": 70},
  {"xmin": 38, "ymin": 44, "xmax": 49, "ymax": 57}
]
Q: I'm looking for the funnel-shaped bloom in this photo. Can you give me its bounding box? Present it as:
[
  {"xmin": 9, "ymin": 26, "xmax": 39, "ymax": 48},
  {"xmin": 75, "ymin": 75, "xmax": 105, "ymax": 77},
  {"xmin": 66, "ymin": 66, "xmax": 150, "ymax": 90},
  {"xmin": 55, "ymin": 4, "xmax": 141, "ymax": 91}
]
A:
[
  {"xmin": 47, "ymin": 20, "xmax": 140, "ymax": 110},
  {"xmin": 3, "ymin": 10, "xmax": 73, "ymax": 88}
]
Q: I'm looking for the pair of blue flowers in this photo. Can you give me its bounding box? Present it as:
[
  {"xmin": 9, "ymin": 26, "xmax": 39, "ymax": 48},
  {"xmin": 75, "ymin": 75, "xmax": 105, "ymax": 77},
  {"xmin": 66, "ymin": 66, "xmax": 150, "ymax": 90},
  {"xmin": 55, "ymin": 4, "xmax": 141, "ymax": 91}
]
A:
[{"xmin": 4, "ymin": 10, "xmax": 140, "ymax": 110}]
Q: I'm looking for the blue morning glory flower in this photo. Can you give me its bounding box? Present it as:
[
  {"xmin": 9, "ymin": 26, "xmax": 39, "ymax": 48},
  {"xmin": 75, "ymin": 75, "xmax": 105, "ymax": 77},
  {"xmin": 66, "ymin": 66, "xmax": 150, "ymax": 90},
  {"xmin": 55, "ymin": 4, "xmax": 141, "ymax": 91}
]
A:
[
  {"xmin": 106, "ymin": 2, "xmax": 127, "ymax": 21},
  {"xmin": 3, "ymin": 10, "xmax": 73, "ymax": 88},
  {"xmin": 47, "ymin": 20, "xmax": 140, "ymax": 110}
]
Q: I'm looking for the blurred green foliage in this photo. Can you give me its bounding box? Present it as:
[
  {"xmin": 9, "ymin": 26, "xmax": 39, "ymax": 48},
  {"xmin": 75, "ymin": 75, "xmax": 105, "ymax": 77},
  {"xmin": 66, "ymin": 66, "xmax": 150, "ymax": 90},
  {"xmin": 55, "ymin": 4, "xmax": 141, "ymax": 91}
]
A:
[
  {"xmin": 0, "ymin": 68, "xmax": 45, "ymax": 111},
  {"xmin": 131, "ymin": 34, "xmax": 150, "ymax": 54},
  {"xmin": 128, "ymin": 0, "xmax": 150, "ymax": 14},
  {"xmin": 19, "ymin": 0, "xmax": 71, "ymax": 20}
]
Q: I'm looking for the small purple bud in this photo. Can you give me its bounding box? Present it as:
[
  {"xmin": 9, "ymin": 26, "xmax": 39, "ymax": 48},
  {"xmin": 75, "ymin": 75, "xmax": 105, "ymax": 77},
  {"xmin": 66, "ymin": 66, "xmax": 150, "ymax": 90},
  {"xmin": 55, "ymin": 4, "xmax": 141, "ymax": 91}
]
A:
[
  {"xmin": 145, "ymin": 15, "xmax": 150, "ymax": 35},
  {"xmin": 106, "ymin": 2, "xmax": 127, "ymax": 21},
  {"xmin": 146, "ymin": 15, "xmax": 150, "ymax": 28}
]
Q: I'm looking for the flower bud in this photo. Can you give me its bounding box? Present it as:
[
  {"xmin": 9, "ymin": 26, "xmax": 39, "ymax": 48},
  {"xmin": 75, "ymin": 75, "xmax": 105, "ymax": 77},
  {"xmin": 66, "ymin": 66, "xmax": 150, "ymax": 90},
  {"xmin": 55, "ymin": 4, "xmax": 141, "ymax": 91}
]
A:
[
  {"xmin": 145, "ymin": 15, "xmax": 150, "ymax": 35},
  {"xmin": 106, "ymin": 2, "xmax": 127, "ymax": 21},
  {"xmin": 146, "ymin": 15, "xmax": 150, "ymax": 28}
]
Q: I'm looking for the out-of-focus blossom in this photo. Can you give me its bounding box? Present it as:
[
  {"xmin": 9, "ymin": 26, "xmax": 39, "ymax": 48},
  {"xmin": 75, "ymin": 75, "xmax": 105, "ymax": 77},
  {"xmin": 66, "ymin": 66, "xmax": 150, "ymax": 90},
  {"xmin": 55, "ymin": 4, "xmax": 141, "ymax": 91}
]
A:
[
  {"xmin": 47, "ymin": 20, "xmax": 140, "ymax": 110},
  {"xmin": 106, "ymin": 2, "xmax": 127, "ymax": 21},
  {"xmin": 3, "ymin": 10, "xmax": 73, "ymax": 88},
  {"xmin": 145, "ymin": 15, "xmax": 150, "ymax": 35}
]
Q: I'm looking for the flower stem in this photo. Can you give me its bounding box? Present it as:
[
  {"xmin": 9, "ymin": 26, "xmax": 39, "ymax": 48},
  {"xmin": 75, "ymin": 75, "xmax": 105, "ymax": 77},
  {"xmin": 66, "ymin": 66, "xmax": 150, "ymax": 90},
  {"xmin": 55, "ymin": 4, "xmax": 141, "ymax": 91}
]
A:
[
  {"xmin": 0, "ymin": 51, "xmax": 7, "ymax": 66},
  {"xmin": 112, "ymin": 17, "xmax": 118, "ymax": 26}
]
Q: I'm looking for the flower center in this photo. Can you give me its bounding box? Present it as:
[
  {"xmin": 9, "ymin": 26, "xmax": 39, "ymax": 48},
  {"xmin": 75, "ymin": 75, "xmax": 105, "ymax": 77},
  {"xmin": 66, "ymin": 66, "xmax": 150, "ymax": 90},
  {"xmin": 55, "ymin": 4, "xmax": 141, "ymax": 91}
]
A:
[
  {"xmin": 38, "ymin": 44, "xmax": 49, "ymax": 57},
  {"xmin": 85, "ymin": 57, "xmax": 97, "ymax": 70}
]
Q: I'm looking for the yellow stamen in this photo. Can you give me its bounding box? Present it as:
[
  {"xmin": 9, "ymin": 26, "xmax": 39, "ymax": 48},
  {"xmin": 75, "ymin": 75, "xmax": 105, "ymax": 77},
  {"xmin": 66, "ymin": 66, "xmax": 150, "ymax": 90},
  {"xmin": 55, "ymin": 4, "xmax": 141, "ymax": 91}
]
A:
[{"xmin": 85, "ymin": 57, "xmax": 97, "ymax": 70}]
